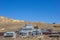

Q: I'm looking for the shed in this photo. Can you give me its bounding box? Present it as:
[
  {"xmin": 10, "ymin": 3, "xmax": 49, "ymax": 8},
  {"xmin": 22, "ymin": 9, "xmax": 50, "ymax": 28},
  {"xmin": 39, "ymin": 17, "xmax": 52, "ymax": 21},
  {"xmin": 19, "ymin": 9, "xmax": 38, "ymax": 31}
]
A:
[
  {"xmin": 19, "ymin": 25, "xmax": 34, "ymax": 37},
  {"xmin": 4, "ymin": 32, "xmax": 16, "ymax": 38}
]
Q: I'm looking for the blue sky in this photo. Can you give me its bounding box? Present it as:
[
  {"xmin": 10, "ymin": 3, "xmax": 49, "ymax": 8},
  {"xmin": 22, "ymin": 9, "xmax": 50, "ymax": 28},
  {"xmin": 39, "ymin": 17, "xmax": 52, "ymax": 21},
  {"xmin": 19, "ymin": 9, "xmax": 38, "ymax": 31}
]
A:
[{"xmin": 0, "ymin": 0, "xmax": 60, "ymax": 23}]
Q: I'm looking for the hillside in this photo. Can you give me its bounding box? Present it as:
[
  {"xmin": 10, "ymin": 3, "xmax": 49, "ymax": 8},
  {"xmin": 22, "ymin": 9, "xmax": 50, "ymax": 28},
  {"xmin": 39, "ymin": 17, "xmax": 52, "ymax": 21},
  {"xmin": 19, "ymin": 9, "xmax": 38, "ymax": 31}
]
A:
[{"xmin": 0, "ymin": 16, "xmax": 60, "ymax": 32}]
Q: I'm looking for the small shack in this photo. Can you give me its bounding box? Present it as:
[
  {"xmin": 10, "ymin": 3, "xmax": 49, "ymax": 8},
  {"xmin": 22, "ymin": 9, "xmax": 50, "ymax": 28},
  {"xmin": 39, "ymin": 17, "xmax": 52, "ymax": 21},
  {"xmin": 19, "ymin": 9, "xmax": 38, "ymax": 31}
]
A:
[
  {"xmin": 30, "ymin": 29, "xmax": 42, "ymax": 36},
  {"xmin": 4, "ymin": 32, "xmax": 16, "ymax": 38},
  {"xmin": 19, "ymin": 25, "xmax": 35, "ymax": 37},
  {"xmin": 41, "ymin": 29, "xmax": 52, "ymax": 35}
]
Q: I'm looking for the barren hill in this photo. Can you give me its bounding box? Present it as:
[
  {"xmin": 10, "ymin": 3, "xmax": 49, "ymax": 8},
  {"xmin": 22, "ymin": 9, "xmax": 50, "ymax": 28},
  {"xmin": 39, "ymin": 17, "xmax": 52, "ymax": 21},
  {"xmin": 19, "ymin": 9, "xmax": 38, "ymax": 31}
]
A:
[{"xmin": 0, "ymin": 16, "xmax": 60, "ymax": 32}]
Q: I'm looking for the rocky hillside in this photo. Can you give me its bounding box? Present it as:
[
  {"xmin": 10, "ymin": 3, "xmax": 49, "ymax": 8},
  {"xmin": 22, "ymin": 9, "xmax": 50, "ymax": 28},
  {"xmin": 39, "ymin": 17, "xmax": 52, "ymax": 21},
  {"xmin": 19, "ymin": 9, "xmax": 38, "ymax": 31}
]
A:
[
  {"xmin": 0, "ymin": 16, "xmax": 60, "ymax": 32},
  {"xmin": 0, "ymin": 16, "xmax": 25, "ymax": 32},
  {"xmin": 0, "ymin": 16, "xmax": 25, "ymax": 23}
]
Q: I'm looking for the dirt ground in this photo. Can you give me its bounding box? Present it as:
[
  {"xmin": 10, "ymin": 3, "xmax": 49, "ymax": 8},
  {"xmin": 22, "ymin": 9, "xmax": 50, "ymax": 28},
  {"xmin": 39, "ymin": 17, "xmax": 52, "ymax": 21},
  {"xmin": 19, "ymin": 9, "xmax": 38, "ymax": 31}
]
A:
[
  {"xmin": 0, "ymin": 16, "xmax": 60, "ymax": 40},
  {"xmin": 0, "ymin": 35, "xmax": 60, "ymax": 40}
]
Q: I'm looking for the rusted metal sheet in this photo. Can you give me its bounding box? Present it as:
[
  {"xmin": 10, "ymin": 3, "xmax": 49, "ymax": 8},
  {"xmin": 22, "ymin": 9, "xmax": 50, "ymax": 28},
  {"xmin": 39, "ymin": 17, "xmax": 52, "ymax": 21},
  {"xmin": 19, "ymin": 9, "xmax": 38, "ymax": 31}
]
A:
[{"xmin": 0, "ymin": 32, "xmax": 4, "ymax": 36}]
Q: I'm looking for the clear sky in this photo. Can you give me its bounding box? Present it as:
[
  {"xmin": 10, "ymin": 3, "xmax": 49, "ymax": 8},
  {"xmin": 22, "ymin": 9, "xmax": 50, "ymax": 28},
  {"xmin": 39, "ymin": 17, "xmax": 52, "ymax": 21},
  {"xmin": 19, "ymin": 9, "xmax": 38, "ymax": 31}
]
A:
[{"xmin": 0, "ymin": 0, "xmax": 60, "ymax": 23}]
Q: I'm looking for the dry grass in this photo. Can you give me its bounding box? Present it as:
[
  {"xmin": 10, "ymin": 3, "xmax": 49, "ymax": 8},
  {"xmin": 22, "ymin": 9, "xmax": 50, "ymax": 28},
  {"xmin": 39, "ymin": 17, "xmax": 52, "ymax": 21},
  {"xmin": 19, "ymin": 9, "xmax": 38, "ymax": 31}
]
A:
[
  {"xmin": 0, "ymin": 35, "xmax": 60, "ymax": 40},
  {"xmin": 0, "ymin": 16, "xmax": 60, "ymax": 40}
]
